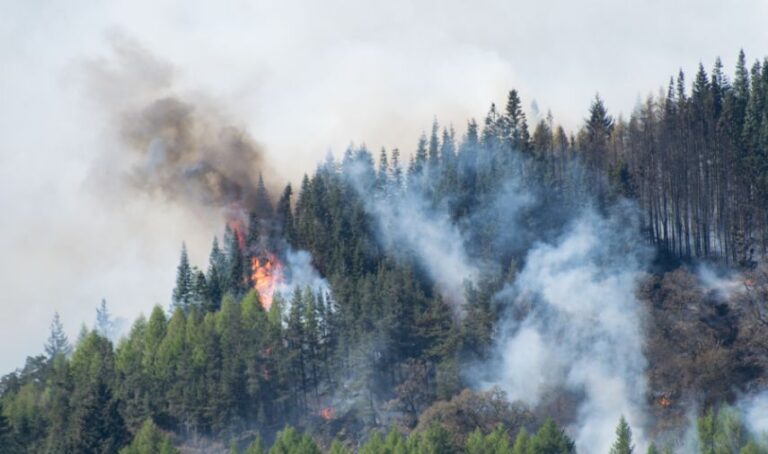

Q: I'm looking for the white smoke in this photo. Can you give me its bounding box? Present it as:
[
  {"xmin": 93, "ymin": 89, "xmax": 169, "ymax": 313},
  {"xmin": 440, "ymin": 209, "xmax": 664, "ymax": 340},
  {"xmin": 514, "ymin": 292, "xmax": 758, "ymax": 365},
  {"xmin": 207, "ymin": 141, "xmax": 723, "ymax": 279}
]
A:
[
  {"xmin": 370, "ymin": 189, "xmax": 478, "ymax": 311},
  {"xmin": 695, "ymin": 263, "xmax": 745, "ymax": 301},
  {"xmin": 481, "ymin": 206, "xmax": 651, "ymax": 452},
  {"xmin": 343, "ymin": 155, "xmax": 479, "ymax": 314},
  {"xmin": 278, "ymin": 248, "xmax": 331, "ymax": 297},
  {"xmin": 741, "ymin": 391, "xmax": 768, "ymax": 440}
]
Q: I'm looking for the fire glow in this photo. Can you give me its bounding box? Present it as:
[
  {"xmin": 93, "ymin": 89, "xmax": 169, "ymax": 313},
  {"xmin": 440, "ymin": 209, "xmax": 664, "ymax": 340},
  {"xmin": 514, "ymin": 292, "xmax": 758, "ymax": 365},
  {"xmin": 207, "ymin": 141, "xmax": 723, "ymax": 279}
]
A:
[
  {"xmin": 251, "ymin": 254, "xmax": 284, "ymax": 310},
  {"xmin": 320, "ymin": 407, "xmax": 335, "ymax": 421}
]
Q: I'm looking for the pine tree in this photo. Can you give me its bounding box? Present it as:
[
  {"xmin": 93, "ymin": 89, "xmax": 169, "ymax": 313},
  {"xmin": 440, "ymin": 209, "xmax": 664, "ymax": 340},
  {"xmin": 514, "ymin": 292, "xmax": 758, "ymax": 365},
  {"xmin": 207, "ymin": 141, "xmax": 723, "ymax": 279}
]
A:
[
  {"xmin": 45, "ymin": 312, "xmax": 72, "ymax": 360},
  {"xmin": 120, "ymin": 418, "xmax": 179, "ymax": 454},
  {"xmin": 327, "ymin": 440, "xmax": 352, "ymax": 454},
  {"xmin": 244, "ymin": 436, "xmax": 266, "ymax": 454},
  {"xmin": 225, "ymin": 228, "xmax": 247, "ymax": 299},
  {"xmin": 388, "ymin": 148, "xmax": 402, "ymax": 193},
  {"xmin": 419, "ymin": 423, "xmax": 458, "ymax": 454},
  {"xmin": 277, "ymin": 184, "xmax": 296, "ymax": 244},
  {"xmin": 610, "ymin": 416, "xmax": 634, "ymax": 454},
  {"xmin": 505, "ymin": 89, "xmax": 528, "ymax": 150},
  {"xmin": 191, "ymin": 268, "xmax": 209, "ymax": 310},
  {"xmin": 206, "ymin": 237, "xmax": 225, "ymax": 312},
  {"xmin": 172, "ymin": 243, "xmax": 193, "ymax": 311},
  {"xmin": 96, "ymin": 298, "xmax": 112, "ymax": 337},
  {"xmin": 466, "ymin": 119, "xmax": 479, "ymax": 147},
  {"xmin": 512, "ymin": 427, "xmax": 531, "ymax": 454},
  {"xmin": 377, "ymin": 147, "xmax": 390, "ymax": 191},
  {"xmin": 698, "ymin": 408, "xmax": 716, "ymax": 454},
  {"xmin": 428, "ymin": 119, "xmax": 441, "ymax": 171},
  {"xmin": 253, "ymin": 174, "xmax": 274, "ymax": 221},
  {"xmin": 530, "ymin": 418, "xmax": 575, "ymax": 454},
  {"xmin": 413, "ymin": 133, "xmax": 428, "ymax": 175},
  {"xmin": 70, "ymin": 379, "xmax": 130, "ymax": 453},
  {"xmin": 0, "ymin": 400, "xmax": 18, "ymax": 453}
]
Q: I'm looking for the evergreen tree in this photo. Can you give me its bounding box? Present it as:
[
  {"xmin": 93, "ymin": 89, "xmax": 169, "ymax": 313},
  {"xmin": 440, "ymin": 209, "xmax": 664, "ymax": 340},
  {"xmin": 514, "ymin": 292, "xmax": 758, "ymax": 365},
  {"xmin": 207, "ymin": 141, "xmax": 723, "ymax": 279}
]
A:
[
  {"xmin": 610, "ymin": 416, "xmax": 634, "ymax": 454},
  {"xmin": 206, "ymin": 236, "xmax": 226, "ymax": 312},
  {"xmin": 225, "ymin": 228, "xmax": 247, "ymax": 299},
  {"xmin": 45, "ymin": 312, "xmax": 71, "ymax": 360},
  {"xmin": 254, "ymin": 174, "xmax": 275, "ymax": 221},
  {"xmin": 530, "ymin": 418, "xmax": 575, "ymax": 454},
  {"xmin": 70, "ymin": 379, "xmax": 130, "ymax": 453},
  {"xmin": 698, "ymin": 408, "xmax": 716, "ymax": 454},
  {"xmin": 327, "ymin": 440, "xmax": 352, "ymax": 454},
  {"xmin": 120, "ymin": 418, "xmax": 178, "ymax": 454},
  {"xmin": 244, "ymin": 436, "xmax": 266, "ymax": 454},
  {"xmin": 0, "ymin": 400, "xmax": 18, "ymax": 453},
  {"xmin": 172, "ymin": 243, "xmax": 193, "ymax": 311},
  {"xmin": 512, "ymin": 427, "xmax": 531, "ymax": 454},
  {"xmin": 96, "ymin": 298, "xmax": 112, "ymax": 338},
  {"xmin": 277, "ymin": 184, "xmax": 296, "ymax": 244}
]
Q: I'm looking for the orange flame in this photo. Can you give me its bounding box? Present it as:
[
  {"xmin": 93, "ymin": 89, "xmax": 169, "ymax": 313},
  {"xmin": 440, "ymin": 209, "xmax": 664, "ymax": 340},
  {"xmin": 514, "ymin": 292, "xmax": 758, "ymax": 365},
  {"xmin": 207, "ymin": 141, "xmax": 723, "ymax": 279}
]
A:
[
  {"xmin": 228, "ymin": 219, "xmax": 247, "ymax": 250},
  {"xmin": 320, "ymin": 407, "xmax": 335, "ymax": 421},
  {"xmin": 658, "ymin": 397, "xmax": 671, "ymax": 408},
  {"xmin": 225, "ymin": 203, "xmax": 248, "ymax": 250},
  {"xmin": 251, "ymin": 253, "xmax": 283, "ymax": 310}
]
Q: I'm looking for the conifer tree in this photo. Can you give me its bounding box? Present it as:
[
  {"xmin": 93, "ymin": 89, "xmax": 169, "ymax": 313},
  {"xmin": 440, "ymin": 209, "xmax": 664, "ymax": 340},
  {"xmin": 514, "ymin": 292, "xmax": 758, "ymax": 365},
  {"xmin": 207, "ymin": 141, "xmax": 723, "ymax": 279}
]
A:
[
  {"xmin": 530, "ymin": 418, "xmax": 575, "ymax": 454},
  {"xmin": 120, "ymin": 418, "xmax": 179, "ymax": 454},
  {"xmin": 610, "ymin": 416, "xmax": 634, "ymax": 454},
  {"xmin": 206, "ymin": 236, "xmax": 225, "ymax": 311},
  {"xmin": 45, "ymin": 312, "xmax": 72, "ymax": 360},
  {"xmin": 512, "ymin": 427, "xmax": 531, "ymax": 454},
  {"xmin": 172, "ymin": 243, "xmax": 193, "ymax": 311},
  {"xmin": 96, "ymin": 298, "xmax": 112, "ymax": 338},
  {"xmin": 277, "ymin": 184, "xmax": 295, "ymax": 244}
]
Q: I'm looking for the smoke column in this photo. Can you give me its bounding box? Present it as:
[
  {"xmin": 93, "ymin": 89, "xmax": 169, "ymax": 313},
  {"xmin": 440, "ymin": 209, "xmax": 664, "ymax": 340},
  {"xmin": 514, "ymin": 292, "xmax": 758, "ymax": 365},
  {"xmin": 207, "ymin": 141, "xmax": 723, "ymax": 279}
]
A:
[
  {"xmin": 84, "ymin": 35, "xmax": 276, "ymax": 215},
  {"xmin": 482, "ymin": 205, "xmax": 651, "ymax": 452}
]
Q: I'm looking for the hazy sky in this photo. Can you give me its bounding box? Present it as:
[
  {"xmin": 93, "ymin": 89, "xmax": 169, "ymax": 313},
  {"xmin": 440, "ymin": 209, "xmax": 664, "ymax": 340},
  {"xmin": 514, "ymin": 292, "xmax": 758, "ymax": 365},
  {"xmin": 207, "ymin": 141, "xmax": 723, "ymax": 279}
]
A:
[{"xmin": 1, "ymin": 0, "xmax": 767, "ymax": 373}]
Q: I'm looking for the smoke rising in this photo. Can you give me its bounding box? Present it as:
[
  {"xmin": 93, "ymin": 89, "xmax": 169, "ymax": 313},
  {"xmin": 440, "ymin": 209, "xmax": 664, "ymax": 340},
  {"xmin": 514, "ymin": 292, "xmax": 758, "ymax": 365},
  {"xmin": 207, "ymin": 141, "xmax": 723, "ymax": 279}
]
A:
[
  {"xmin": 742, "ymin": 392, "xmax": 768, "ymax": 439},
  {"xmin": 278, "ymin": 248, "xmax": 332, "ymax": 299},
  {"xmin": 368, "ymin": 186, "xmax": 478, "ymax": 312},
  {"xmin": 481, "ymin": 206, "xmax": 651, "ymax": 452},
  {"xmin": 339, "ymin": 135, "xmax": 655, "ymax": 449},
  {"xmin": 85, "ymin": 36, "xmax": 274, "ymax": 213}
]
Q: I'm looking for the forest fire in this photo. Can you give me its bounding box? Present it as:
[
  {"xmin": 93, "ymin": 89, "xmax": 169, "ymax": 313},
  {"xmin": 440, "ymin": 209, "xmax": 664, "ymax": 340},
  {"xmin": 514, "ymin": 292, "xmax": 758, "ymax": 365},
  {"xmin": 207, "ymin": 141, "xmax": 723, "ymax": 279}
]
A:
[
  {"xmin": 251, "ymin": 253, "xmax": 284, "ymax": 310},
  {"xmin": 225, "ymin": 203, "xmax": 248, "ymax": 250},
  {"xmin": 320, "ymin": 407, "xmax": 335, "ymax": 421}
]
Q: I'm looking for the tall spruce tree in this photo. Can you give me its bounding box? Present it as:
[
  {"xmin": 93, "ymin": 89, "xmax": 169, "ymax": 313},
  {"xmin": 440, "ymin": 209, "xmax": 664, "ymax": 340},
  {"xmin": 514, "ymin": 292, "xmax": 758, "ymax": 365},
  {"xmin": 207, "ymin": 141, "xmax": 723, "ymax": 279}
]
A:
[
  {"xmin": 45, "ymin": 312, "xmax": 72, "ymax": 360},
  {"xmin": 610, "ymin": 416, "xmax": 634, "ymax": 454},
  {"xmin": 172, "ymin": 243, "xmax": 193, "ymax": 311}
]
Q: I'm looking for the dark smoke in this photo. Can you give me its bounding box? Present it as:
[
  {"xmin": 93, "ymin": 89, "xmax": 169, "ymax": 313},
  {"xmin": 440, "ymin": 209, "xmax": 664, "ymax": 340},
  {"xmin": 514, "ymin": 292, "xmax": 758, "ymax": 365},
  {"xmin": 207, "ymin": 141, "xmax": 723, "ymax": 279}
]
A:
[
  {"xmin": 121, "ymin": 97, "xmax": 267, "ymax": 207},
  {"xmin": 85, "ymin": 35, "xmax": 274, "ymax": 211}
]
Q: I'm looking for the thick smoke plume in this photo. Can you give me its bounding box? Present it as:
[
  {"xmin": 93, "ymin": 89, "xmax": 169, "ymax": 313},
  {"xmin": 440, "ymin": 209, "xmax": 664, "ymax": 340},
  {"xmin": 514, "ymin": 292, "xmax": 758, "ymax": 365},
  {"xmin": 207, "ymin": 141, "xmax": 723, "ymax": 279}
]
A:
[
  {"xmin": 85, "ymin": 36, "xmax": 274, "ymax": 213},
  {"xmin": 480, "ymin": 205, "xmax": 652, "ymax": 452}
]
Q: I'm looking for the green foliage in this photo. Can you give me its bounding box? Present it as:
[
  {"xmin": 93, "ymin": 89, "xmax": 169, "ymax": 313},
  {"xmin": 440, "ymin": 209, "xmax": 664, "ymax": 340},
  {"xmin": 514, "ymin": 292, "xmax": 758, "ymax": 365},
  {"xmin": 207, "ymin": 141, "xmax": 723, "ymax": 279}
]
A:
[
  {"xmin": 696, "ymin": 405, "xmax": 763, "ymax": 454},
  {"xmin": 610, "ymin": 416, "xmax": 634, "ymax": 454},
  {"xmin": 512, "ymin": 427, "xmax": 531, "ymax": 454},
  {"xmin": 269, "ymin": 426, "xmax": 322, "ymax": 454},
  {"xmin": 245, "ymin": 436, "xmax": 267, "ymax": 454},
  {"xmin": 466, "ymin": 425, "xmax": 511, "ymax": 454},
  {"xmin": 120, "ymin": 418, "xmax": 178, "ymax": 454},
  {"xmin": 529, "ymin": 418, "xmax": 575, "ymax": 454},
  {"xmin": 327, "ymin": 440, "xmax": 352, "ymax": 454}
]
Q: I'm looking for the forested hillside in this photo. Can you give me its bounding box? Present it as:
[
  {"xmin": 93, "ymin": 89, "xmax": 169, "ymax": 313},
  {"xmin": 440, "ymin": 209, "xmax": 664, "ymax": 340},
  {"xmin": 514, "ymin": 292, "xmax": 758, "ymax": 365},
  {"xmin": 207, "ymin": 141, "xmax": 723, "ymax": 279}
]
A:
[{"xmin": 2, "ymin": 50, "xmax": 768, "ymax": 453}]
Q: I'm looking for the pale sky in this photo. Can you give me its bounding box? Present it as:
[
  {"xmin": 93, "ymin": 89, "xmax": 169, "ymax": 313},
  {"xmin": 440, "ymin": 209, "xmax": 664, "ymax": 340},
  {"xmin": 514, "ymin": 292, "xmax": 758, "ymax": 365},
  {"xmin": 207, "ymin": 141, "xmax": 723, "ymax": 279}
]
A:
[{"xmin": 1, "ymin": 0, "xmax": 767, "ymax": 373}]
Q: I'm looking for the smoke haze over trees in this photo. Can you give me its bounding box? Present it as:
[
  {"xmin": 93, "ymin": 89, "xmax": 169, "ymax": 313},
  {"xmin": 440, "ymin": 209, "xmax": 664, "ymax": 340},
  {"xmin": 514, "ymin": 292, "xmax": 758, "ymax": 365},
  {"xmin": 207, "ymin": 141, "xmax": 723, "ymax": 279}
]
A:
[{"xmin": 3, "ymin": 49, "xmax": 768, "ymax": 454}]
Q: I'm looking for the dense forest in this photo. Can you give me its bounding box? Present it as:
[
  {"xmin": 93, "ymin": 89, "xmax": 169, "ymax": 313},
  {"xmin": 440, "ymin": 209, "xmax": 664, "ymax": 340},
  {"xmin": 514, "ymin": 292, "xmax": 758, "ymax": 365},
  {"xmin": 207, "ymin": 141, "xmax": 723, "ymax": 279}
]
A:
[{"xmin": 2, "ymin": 50, "xmax": 768, "ymax": 453}]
